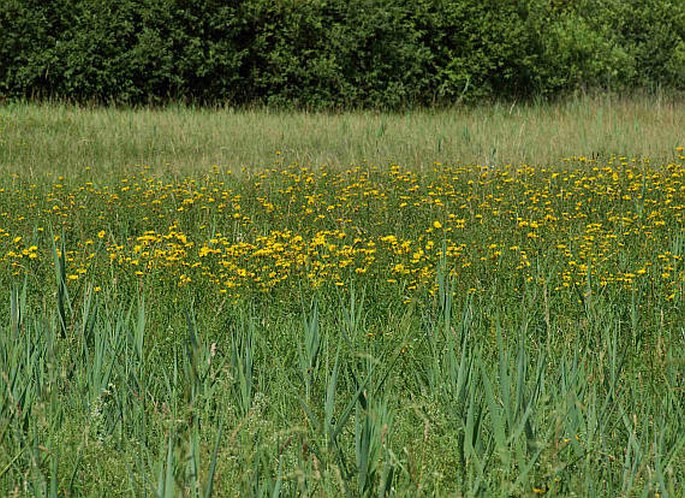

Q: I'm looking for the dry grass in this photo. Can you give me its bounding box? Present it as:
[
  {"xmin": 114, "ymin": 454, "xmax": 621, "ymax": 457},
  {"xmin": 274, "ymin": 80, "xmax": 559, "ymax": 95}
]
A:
[{"xmin": 1, "ymin": 95, "xmax": 684, "ymax": 177}]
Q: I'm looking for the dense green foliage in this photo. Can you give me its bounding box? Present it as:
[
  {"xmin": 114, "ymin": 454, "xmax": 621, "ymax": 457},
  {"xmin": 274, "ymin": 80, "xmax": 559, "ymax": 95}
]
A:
[{"xmin": 1, "ymin": 0, "xmax": 684, "ymax": 108}]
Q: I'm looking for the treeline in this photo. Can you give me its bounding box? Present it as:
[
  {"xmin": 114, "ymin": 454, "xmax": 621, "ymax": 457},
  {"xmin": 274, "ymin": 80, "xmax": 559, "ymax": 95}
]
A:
[{"xmin": 1, "ymin": 0, "xmax": 684, "ymax": 109}]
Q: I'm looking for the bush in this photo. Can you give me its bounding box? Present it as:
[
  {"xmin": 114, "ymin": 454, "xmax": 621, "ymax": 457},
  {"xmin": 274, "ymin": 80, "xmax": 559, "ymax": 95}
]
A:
[{"xmin": 0, "ymin": 0, "xmax": 683, "ymax": 108}]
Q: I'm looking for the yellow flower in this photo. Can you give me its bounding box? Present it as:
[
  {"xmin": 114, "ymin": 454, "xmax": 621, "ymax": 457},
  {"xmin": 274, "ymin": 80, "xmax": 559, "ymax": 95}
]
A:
[
  {"xmin": 380, "ymin": 234, "xmax": 398, "ymax": 244},
  {"xmin": 433, "ymin": 220, "xmax": 442, "ymax": 229}
]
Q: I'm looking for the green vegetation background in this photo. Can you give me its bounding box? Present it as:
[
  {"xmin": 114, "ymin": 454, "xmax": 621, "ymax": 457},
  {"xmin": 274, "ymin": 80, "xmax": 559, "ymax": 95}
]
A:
[{"xmin": 2, "ymin": 0, "xmax": 685, "ymax": 109}]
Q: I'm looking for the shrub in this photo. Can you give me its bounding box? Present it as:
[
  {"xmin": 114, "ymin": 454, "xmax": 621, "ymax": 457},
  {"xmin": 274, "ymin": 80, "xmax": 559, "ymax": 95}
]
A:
[{"xmin": 0, "ymin": 0, "xmax": 683, "ymax": 108}]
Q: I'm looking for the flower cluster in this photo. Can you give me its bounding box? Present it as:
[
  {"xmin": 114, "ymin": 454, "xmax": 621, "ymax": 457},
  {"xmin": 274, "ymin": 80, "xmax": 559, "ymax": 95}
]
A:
[{"xmin": 1, "ymin": 156, "xmax": 683, "ymax": 302}]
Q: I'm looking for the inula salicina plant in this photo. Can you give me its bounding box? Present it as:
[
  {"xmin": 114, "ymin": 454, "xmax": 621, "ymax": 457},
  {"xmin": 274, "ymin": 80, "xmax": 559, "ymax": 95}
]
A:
[{"xmin": 0, "ymin": 152, "xmax": 683, "ymax": 496}]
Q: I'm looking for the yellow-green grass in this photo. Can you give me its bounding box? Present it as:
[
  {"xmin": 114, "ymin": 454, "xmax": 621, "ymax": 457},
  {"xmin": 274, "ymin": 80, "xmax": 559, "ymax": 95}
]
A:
[
  {"xmin": 2, "ymin": 95, "xmax": 685, "ymax": 176},
  {"xmin": 0, "ymin": 102, "xmax": 683, "ymax": 496}
]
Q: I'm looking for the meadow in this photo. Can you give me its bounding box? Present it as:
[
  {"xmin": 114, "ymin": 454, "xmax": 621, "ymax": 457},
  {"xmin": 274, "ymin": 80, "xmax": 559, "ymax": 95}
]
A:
[{"xmin": 0, "ymin": 98, "xmax": 683, "ymax": 497}]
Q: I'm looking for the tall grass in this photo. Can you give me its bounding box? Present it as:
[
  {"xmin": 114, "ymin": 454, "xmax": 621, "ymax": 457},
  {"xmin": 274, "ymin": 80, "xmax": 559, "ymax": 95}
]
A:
[
  {"xmin": 0, "ymin": 100, "xmax": 683, "ymax": 496},
  {"xmin": 0, "ymin": 266, "xmax": 682, "ymax": 496},
  {"xmin": 1, "ymin": 95, "xmax": 684, "ymax": 176}
]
